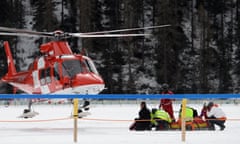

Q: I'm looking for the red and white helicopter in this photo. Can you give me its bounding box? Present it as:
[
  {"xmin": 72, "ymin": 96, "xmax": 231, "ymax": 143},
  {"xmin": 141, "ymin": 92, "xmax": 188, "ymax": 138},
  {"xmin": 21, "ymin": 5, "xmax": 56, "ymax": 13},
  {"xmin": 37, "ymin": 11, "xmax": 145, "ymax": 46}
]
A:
[{"xmin": 0, "ymin": 25, "xmax": 170, "ymax": 118}]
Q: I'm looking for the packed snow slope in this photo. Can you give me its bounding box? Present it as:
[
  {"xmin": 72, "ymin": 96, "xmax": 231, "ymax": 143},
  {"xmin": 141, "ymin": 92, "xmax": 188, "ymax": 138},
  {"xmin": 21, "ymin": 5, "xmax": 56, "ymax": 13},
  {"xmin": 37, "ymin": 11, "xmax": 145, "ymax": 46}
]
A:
[{"xmin": 0, "ymin": 101, "xmax": 239, "ymax": 144}]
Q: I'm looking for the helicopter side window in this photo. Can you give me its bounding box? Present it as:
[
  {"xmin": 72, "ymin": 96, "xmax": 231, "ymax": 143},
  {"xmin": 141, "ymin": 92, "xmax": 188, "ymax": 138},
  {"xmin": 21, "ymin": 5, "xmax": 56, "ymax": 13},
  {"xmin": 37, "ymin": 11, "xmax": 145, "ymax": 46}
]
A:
[
  {"xmin": 62, "ymin": 59, "xmax": 83, "ymax": 78},
  {"xmin": 39, "ymin": 67, "xmax": 52, "ymax": 85}
]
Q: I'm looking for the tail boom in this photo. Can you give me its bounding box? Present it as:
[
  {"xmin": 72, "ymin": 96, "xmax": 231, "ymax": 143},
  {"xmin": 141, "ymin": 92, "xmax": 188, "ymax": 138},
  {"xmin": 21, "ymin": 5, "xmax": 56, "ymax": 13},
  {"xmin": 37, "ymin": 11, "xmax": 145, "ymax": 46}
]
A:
[{"xmin": 3, "ymin": 41, "xmax": 17, "ymax": 77}]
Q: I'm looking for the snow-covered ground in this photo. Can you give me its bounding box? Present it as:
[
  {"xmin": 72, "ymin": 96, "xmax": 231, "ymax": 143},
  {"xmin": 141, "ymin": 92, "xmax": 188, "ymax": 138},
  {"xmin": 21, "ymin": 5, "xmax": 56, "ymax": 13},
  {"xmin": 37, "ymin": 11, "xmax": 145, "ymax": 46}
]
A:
[{"xmin": 0, "ymin": 101, "xmax": 239, "ymax": 144}]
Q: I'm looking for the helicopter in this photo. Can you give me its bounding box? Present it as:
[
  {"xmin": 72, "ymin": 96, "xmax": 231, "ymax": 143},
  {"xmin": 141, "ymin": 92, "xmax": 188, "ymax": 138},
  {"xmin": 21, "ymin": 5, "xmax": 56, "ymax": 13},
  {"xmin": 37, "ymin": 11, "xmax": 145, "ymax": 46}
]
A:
[{"xmin": 0, "ymin": 25, "xmax": 170, "ymax": 118}]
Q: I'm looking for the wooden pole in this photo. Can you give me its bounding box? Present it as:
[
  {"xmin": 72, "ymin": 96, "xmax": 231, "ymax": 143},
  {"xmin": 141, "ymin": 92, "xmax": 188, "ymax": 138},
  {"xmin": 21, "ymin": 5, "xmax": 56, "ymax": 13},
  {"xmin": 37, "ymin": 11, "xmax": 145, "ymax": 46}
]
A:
[
  {"xmin": 181, "ymin": 98, "xmax": 187, "ymax": 142},
  {"xmin": 73, "ymin": 99, "xmax": 79, "ymax": 143}
]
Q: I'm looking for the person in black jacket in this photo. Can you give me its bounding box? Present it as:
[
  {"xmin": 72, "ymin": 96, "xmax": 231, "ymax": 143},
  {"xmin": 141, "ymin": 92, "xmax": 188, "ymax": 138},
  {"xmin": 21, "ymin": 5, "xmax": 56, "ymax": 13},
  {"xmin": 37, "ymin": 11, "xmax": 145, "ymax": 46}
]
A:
[{"xmin": 129, "ymin": 101, "xmax": 151, "ymax": 131}]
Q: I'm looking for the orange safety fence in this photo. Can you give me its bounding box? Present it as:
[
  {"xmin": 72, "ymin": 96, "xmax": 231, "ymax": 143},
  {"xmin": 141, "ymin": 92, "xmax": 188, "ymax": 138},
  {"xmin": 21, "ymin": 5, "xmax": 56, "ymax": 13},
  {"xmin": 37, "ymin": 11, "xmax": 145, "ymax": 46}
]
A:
[
  {"xmin": 0, "ymin": 117, "xmax": 71, "ymax": 122},
  {"xmin": 1, "ymin": 117, "xmax": 240, "ymax": 123},
  {"xmin": 81, "ymin": 117, "xmax": 240, "ymax": 122}
]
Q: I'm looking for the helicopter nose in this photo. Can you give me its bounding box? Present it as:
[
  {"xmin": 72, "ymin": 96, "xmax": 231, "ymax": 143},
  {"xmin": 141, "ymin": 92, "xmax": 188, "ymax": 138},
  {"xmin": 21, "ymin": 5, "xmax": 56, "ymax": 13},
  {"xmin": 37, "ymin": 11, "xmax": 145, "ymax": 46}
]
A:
[
  {"xmin": 72, "ymin": 73, "xmax": 104, "ymax": 86},
  {"xmin": 71, "ymin": 73, "xmax": 105, "ymax": 94}
]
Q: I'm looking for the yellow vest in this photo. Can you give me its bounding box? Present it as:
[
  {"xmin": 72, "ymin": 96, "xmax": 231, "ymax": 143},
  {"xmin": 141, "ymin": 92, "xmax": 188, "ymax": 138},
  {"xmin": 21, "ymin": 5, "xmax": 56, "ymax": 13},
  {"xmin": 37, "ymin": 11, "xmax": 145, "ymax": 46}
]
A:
[
  {"xmin": 152, "ymin": 109, "xmax": 172, "ymax": 123},
  {"xmin": 180, "ymin": 107, "xmax": 194, "ymax": 121}
]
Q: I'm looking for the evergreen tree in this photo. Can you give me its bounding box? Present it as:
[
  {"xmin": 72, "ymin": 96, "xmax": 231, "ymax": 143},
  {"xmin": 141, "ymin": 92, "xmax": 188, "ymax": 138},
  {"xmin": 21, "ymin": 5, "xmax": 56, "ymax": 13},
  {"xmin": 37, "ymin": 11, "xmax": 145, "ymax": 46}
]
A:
[
  {"xmin": 153, "ymin": 0, "xmax": 188, "ymax": 92},
  {"xmin": 31, "ymin": 0, "xmax": 58, "ymax": 46},
  {"xmin": 233, "ymin": 0, "xmax": 240, "ymax": 92},
  {"xmin": 203, "ymin": 0, "xmax": 233, "ymax": 93},
  {"xmin": 100, "ymin": 0, "xmax": 124, "ymax": 93},
  {"xmin": 0, "ymin": 0, "xmax": 240, "ymax": 94},
  {"xmin": 0, "ymin": 0, "xmax": 25, "ymax": 93}
]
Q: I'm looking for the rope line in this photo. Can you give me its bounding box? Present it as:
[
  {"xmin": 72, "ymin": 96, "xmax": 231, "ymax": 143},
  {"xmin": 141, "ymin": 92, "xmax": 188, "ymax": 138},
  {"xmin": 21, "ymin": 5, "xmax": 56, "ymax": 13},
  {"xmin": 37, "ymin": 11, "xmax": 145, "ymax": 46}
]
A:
[
  {"xmin": 81, "ymin": 118, "xmax": 132, "ymax": 122},
  {"xmin": 0, "ymin": 117, "xmax": 71, "ymax": 122},
  {"xmin": 80, "ymin": 118, "xmax": 240, "ymax": 122},
  {"xmin": 2, "ymin": 117, "xmax": 239, "ymax": 123}
]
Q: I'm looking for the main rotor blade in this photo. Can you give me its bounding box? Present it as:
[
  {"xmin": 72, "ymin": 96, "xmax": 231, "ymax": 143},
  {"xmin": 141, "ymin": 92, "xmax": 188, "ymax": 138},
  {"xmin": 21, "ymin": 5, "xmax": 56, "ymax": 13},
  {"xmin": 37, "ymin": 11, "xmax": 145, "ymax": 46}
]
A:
[
  {"xmin": 0, "ymin": 32, "xmax": 52, "ymax": 37},
  {"xmin": 0, "ymin": 26, "xmax": 53, "ymax": 37},
  {"xmin": 81, "ymin": 24, "xmax": 171, "ymax": 35},
  {"xmin": 70, "ymin": 33, "xmax": 151, "ymax": 38}
]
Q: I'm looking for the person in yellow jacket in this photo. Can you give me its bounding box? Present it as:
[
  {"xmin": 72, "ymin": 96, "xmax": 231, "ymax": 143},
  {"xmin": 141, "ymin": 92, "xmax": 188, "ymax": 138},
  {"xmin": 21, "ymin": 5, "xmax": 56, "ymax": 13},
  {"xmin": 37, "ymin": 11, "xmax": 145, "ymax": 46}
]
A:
[
  {"xmin": 179, "ymin": 105, "xmax": 198, "ymax": 121},
  {"xmin": 151, "ymin": 108, "xmax": 172, "ymax": 130}
]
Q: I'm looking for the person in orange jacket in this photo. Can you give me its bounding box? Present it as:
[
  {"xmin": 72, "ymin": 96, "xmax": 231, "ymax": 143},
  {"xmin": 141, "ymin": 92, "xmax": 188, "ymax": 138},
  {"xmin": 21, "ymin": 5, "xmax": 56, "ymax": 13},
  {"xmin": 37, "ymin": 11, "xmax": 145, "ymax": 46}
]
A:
[{"xmin": 159, "ymin": 83, "xmax": 175, "ymax": 122}]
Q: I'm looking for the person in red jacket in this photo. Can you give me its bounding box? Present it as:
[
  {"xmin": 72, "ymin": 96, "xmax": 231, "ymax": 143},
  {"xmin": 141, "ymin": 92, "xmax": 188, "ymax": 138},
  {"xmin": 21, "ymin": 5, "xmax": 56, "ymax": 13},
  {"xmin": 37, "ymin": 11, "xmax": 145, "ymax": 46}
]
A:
[
  {"xmin": 159, "ymin": 83, "xmax": 175, "ymax": 121},
  {"xmin": 200, "ymin": 102, "xmax": 208, "ymax": 120}
]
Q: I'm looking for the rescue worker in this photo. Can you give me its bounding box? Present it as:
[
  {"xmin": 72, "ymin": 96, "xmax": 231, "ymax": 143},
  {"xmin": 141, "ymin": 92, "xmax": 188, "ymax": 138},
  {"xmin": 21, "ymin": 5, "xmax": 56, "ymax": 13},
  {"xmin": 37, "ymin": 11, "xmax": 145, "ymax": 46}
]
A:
[
  {"xmin": 206, "ymin": 102, "xmax": 226, "ymax": 131},
  {"xmin": 151, "ymin": 108, "xmax": 172, "ymax": 130},
  {"xmin": 177, "ymin": 105, "xmax": 199, "ymax": 130},
  {"xmin": 179, "ymin": 105, "xmax": 196, "ymax": 122},
  {"xmin": 129, "ymin": 101, "xmax": 151, "ymax": 131},
  {"xmin": 200, "ymin": 102, "xmax": 208, "ymax": 120},
  {"xmin": 159, "ymin": 83, "xmax": 175, "ymax": 122}
]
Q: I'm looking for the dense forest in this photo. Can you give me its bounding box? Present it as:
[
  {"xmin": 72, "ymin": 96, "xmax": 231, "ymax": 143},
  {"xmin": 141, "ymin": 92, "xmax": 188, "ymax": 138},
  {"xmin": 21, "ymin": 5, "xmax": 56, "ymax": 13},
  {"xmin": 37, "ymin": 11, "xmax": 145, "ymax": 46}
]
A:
[{"xmin": 0, "ymin": 0, "xmax": 240, "ymax": 94}]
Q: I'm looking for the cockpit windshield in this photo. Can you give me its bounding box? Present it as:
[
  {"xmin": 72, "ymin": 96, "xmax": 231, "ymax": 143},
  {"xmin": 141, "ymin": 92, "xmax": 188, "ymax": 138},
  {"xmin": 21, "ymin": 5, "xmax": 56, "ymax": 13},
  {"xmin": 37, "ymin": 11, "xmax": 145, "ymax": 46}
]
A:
[
  {"xmin": 84, "ymin": 59, "xmax": 99, "ymax": 75},
  {"xmin": 62, "ymin": 59, "xmax": 83, "ymax": 78},
  {"xmin": 61, "ymin": 58, "xmax": 99, "ymax": 78}
]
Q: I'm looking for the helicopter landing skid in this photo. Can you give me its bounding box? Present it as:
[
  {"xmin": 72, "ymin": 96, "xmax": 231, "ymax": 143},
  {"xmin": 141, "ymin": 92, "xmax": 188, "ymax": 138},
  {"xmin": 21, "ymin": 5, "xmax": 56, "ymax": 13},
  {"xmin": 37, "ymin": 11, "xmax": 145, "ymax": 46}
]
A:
[
  {"xmin": 18, "ymin": 111, "xmax": 39, "ymax": 119},
  {"xmin": 78, "ymin": 111, "xmax": 91, "ymax": 118}
]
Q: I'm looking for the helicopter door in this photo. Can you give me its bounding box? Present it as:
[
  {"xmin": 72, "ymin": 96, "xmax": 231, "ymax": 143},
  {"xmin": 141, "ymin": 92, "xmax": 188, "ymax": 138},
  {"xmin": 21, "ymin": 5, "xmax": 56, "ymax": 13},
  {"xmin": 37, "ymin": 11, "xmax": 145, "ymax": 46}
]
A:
[
  {"xmin": 39, "ymin": 67, "xmax": 51, "ymax": 93},
  {"xmin": 39, "ymin": 67, "xmax": 52, "ymax": 85}
]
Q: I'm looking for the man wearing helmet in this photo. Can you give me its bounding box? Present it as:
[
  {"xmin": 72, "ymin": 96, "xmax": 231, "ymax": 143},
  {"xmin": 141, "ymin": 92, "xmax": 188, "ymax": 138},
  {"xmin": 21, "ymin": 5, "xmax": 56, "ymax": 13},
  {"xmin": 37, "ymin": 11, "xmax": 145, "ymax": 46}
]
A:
[
  {"xmin": 206, "ymin": 101, "xmax": 226, "ymax": 131},
  {"xmin": 159, "ymin": 83, "xmax": 175, "ymax": 122}
]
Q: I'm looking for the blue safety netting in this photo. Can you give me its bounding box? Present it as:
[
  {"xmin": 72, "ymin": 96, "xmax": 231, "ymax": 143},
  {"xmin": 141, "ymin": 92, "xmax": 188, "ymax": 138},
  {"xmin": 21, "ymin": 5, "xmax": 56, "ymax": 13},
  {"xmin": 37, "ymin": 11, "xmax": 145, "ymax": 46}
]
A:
[{"xmin": 0, "ymin": 94, "xmax": 240, "ymax": 99}]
